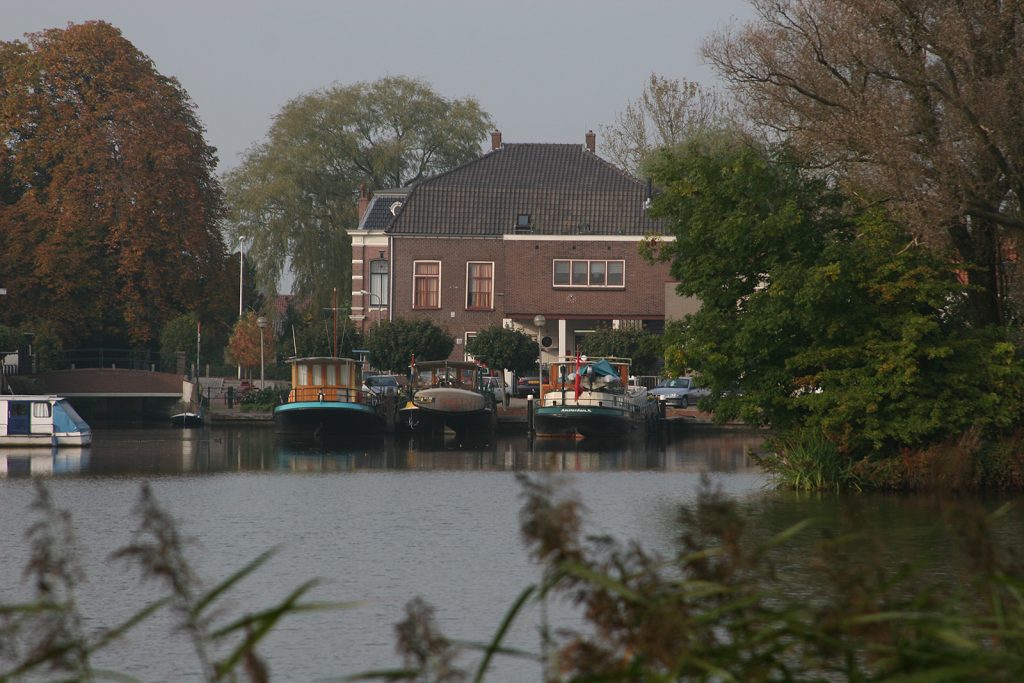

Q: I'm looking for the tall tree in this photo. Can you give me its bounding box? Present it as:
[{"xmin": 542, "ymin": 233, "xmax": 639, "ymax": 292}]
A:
[
  {"xmin": 0, "ymin": 21, "xmax": 229, "ymax": 346},
  {"xmin": 600, "ymin": 73, "xmax": 727, "ymax": 176},
  {"xmin": 704, "ymin": 0, "xmax": 1024, "ymax": 327},
  {"xmin": 222, "ymin": 76, "xmax": 492, "ymax": 315},
  {"xmin": 647, "ymin": 135, "xmax": 1024, "ymax": 455}
]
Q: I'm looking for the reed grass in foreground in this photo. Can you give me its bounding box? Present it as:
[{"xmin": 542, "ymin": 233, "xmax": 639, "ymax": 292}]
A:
[{"xmin": 2, "ymin": 477, "xmax": 1022, "ymax": 681}]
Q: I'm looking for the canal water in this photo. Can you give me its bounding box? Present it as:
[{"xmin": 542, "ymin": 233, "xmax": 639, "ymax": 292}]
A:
[{"xmin": 0, "ymin": 424, "xmax": 1017, "ymax": 681}]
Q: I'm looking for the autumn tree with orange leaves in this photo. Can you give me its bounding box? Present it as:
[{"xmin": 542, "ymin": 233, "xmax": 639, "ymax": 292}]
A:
[
  {"xmin": 0, "ymin": 21, "xmax": 231, "ymax": 347},
  {"xmin": 227, "ymin": 313, "xmax": 265, "ymax": 376}
]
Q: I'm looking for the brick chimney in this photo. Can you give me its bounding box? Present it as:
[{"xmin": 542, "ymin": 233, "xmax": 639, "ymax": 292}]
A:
[
  {"xmin": 585, "ymin": 130, "xmax": 596, "ymax": 153},
  {"xmin": 491, "ymin": 129, "xmax": 502, "ymax": 151},
  {"xmin": 357, "ymin": 182, "xmax": 371, "ymax": 222}
]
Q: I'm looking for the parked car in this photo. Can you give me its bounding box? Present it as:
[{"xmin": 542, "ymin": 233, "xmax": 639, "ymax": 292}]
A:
[
  {"xmin": 362, "ymin": 374, "xmax": 402, "ymax": 397},
  {"xmin": 649, "ymin": 376, "xmax": 710, "ymax": 408},
  {"xmin": 482, "ymin": 376, "xmax": 508, "ymax": 406},
  {"xmin": 515, "ymin": 375, "xmax": 541, "ymax": 398}
]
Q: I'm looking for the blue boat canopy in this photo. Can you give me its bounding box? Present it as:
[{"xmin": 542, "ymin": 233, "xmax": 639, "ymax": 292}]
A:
[
  {"xmin": 53, "ymin": 400, "xmax": 91, "ymax": 434},
  {"xmin": 567, "ymin": 359, "xmax": 621, "ymax": 383}
]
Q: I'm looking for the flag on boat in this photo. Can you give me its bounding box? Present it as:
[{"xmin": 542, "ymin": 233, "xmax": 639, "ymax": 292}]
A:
[{"xmin": 574, "ymin": 350, "xmax": 581, "ymax": 401}]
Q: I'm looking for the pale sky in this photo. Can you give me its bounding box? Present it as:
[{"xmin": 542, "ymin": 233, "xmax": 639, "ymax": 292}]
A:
[{"xmin": 3, "ymin": 0, "xmax": 754, "ymax": 174}]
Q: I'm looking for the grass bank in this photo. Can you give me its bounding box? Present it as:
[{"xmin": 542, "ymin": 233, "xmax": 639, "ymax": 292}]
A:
[{"xmin": 760, "ymin": 428, "xmax": 1024, "ymax": 493}]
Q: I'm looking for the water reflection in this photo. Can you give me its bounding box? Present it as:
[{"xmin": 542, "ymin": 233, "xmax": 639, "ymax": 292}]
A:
[
  {"xmin": 0, "ymin": 446, "xmax": 89, "ymax": 476},
  {"xmin": 0, "ymin": 423, "xmax": 768, "ymax": 476}
]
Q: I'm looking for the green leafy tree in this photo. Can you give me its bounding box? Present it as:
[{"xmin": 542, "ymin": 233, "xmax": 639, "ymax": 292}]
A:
[
  {"xmin": 646, "ymin": 134, "xmax": 1024, "ymax": 455},
  {"xmin": 579, "ymin": 327, "xmax": 663, "ymax": 376},
  {"xmin": 661, "ymin": 320, "xmax": 689, "ymax": 377},
  {"xmin": 365, "ymin": 318, "xmax": 454, "ymax": 374},
  {"xmin": 0, "ymin": 325, "xmax": 18, "ymax": 354},
  {"xmin": 465, "ymin": 324, "xmax": 537, "ymax": 387},
  {"xmin": 279, "ymin": 306, "xmax": 361, "ymax": 359},
  {"xmin": 28, "ymin": 325, "xmax": 63, "ymax": 373},
  {"xmin": 160, "ymin": 314, "xmax": 200, "ymax": 368},
  {"xmin": 222, "ymin": 76, "xmax": 493, "ymax": 315},
  {"xmin": 0, "ymin": 21, "xmax": 229, "ymax": 347}
]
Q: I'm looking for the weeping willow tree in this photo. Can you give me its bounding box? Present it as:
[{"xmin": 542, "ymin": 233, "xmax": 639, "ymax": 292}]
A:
[{"xmin": 221, "ymin": 76, "xmax": 492, "ymax": 314}]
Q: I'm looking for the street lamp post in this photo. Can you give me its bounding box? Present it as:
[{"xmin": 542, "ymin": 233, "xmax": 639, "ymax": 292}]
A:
[
  {"xmin": 533, "ymin": 314, "xmax": 546, "ymax": 400},
  {"xmin": 357, "ymin": 289, "xmax": 384, "ymax": 328},
  {"xmin": 256, "ymin": 316, "xmax": 268, "ymax": 389},
  {"xmin": 0, "ymin": 288, "xmax": 6, "ymax": 393},
  {"xmin": 24, "ymin": 332, "xmax": 34, "ymax": 375},
  {"xmin": 237, "ymin": 238, "xmax": 246, "ymax": 380}
]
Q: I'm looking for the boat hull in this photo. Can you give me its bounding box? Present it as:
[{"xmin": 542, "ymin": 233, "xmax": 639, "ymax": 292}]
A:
[
  {"xmin": 399, "ymin": 405, "xmax": 494, "ymax": 436},
  {"xmin": 170, "ymin": 412, "xmax": 203, "ymax": 428},
  {"xmin": 534, "ymin": 404, "xmax": 642, "ymax": 438},
  {"xmin": 399, "ymin": 388, "xmax": 494, "ymax": 436},
  {"xmin": 0, "ymin": 433, "xmax": 92, "ymax": 447},
  {"xmin": 274, "ymin": 401, "xmax": 387, "ymax": 438}
]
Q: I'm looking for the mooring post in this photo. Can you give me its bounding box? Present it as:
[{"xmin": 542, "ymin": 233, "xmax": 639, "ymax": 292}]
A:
[{"xmin": 527, "ymin": 394, "xmax": 534, "ymax": 435}]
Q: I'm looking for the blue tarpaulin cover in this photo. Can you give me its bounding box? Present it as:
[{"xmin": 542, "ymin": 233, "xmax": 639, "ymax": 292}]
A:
[
  {"xmin": 53, "ymin": 401, "xmax": 90, "ymax": 434},
  {"xmin": 569, "ymin": 359, "xmax": 620, "ymax": 382}
]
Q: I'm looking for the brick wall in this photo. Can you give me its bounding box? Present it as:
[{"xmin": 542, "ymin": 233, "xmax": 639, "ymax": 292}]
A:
[
  {"xmin": 503, "ymin": 239, "xmax": 672, "ymax": 318},
  {"xmin": 392, "ymin": 236, "xmax": 506, "ymax": 358},
  {"xmin": 389, "ymin": 235, "xmax": 674, "ymax": 360}
]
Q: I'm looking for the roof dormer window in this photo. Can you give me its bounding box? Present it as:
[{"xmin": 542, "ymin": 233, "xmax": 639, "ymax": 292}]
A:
[{"xmin": 515, "ymin": 213, "xmax": 532, "ymax": 233}]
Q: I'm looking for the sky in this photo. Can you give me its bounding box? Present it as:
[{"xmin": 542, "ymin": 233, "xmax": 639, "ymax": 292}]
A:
[{"xmin": 3, "ymin": 0, "xmax": 755, "ymax": 175}]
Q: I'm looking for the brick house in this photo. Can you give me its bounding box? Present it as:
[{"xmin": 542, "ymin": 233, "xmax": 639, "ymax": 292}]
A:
[{"xmin": 348, "ymin": 131, "xmax": 694, "ymax": 370}]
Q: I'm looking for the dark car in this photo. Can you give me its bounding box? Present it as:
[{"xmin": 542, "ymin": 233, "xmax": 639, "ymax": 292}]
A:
[
  {"xmin": 362, "ymin": 374, "xmax": 402, "ymax": 397},
  {"xmin": 515, "ymin": 375, "xmax": 541, "ymax": 398},
  {"xmin": 648, "ymin": 376, "xmax": 710, "ymax": 408}
]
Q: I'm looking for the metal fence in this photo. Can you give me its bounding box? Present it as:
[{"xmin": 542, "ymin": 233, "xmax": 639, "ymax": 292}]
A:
[
  {"xmin": 60, "ymin": 348, "xmax": 163, "ymax": 371},
  {"xmin": 632, "ymin": 375, "xmax": 661, "ymax": 389}
]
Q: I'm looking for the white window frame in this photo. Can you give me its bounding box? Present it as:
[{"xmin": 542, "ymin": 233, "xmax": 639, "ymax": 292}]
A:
[
  {"xmin": 465, "ymin": 261, "xmax": 495, "ymax": 311},
  {"xmin": 369, "ymin": 259, "xmax": 389, "ymax": 308},
  {"xmin": 412, "ymin": 260, "xmax": 441, "ymax": 309},
  {"xmin": 552, "ymin": 259, "xmax": 626, "ymax": 288}
]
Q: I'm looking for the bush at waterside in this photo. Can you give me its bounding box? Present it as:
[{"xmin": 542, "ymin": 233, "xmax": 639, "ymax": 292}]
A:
[{"xmin": 760, "ymin": 427, "xmax": 1024, "ymax": 493}]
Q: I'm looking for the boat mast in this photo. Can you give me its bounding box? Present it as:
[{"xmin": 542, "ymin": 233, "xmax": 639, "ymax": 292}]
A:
[{"xmin": 332, "ymin": 287, "xmax": 338, "ymax": 358}]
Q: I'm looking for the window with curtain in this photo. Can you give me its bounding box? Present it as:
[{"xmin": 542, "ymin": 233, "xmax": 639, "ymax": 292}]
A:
[
  {"xmin": 466, "ymin": 262, "xmax": 493, "ymax": 310},
  {"xmin": 413, "ymin": 261, "xmax": 441, "ymax": 309}
]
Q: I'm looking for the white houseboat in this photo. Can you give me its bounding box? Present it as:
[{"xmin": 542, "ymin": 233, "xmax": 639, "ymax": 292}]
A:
[{"xmin": 0, "ymin": 395, "xmax": 93, "ymax": 447}]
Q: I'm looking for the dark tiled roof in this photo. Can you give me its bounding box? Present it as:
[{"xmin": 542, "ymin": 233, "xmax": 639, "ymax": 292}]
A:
[
  {"xmin": 387, "ymin": 144, "xmax": 665, "ymax": 236},
  {"xmin": 357, "ymin": 190, "xmax": 410, "ymax": 230}
]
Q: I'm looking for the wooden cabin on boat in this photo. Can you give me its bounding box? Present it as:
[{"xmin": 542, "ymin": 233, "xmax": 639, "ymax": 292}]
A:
[{"xmin": 274, "ymin": 357, "xmax": 388, "ymax": 438}]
